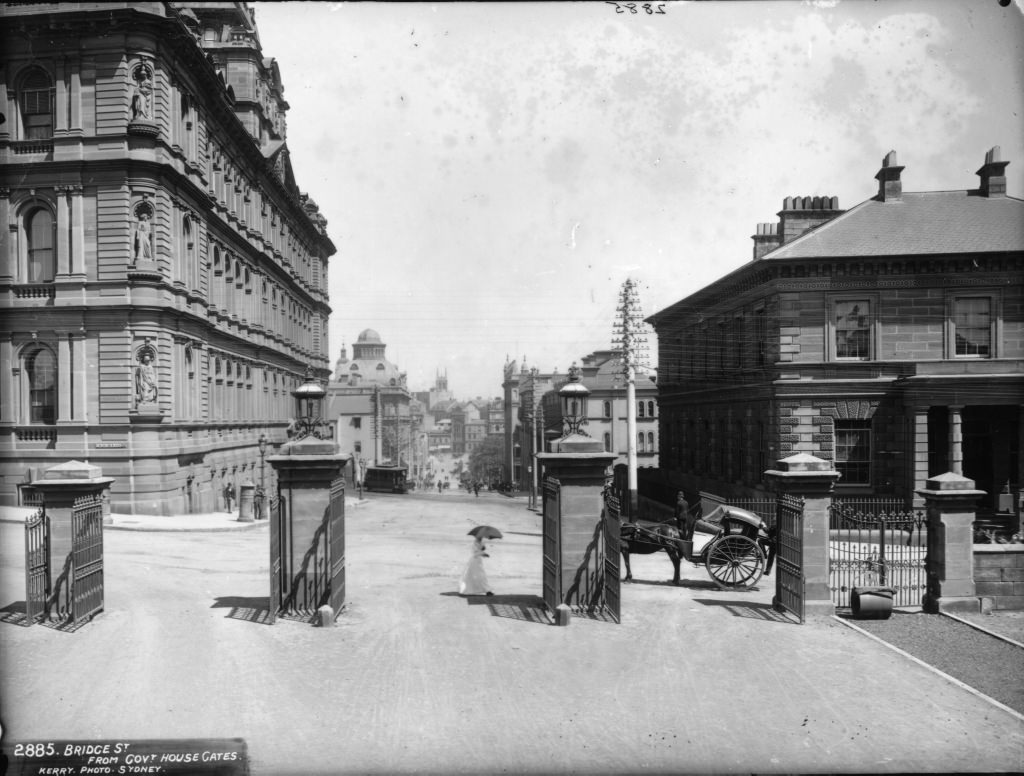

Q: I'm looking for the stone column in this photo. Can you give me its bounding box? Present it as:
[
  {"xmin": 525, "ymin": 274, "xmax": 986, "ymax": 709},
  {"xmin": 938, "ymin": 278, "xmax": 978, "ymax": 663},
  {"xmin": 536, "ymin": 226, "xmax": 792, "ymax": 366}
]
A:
[
  {"xmin": 765, "ymin": 453, "xmax": 841, "ymax": 618},
  {"xmin": 536, "ymin": 431, "xmax": 617, "ymax": 620},
  {"xmin": 70, "ymin": 186, "xmax": 85, "ymax": 278},
  {"xmin": 267, "ymin": 435, "xmax": 347, "ymax": 620},
  {"xmin": 948, "ymin": 406, "xmax": 963, "ymax": 476},
  {"xmin": 55, "ymin": 186, "xmax": 72, "ymax": 276},
  {"xmin": 917, "ymin": 471, "xmax": 986, "ymax": 614},
  {"xmin": 56, "ymin": 333, "xmax": 73, "ymax": 424},
  {"xmin": 31, "ymin": 461, "xmax": 114, "ymax": 621},
  {"xmin": 908, "ymin": 406, "xmax": 929, "ymax": 508}
]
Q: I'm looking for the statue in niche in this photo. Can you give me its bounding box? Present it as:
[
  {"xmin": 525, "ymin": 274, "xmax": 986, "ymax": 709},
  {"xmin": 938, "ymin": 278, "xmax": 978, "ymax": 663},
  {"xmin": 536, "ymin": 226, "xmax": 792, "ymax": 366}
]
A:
[
  {"xmin": 131, "ymin": 67, "xmax": 153, "ymax": 121},
  {"xmin": 133, "ymin": 210, "xmax": 154, "ymax": 262},
  {"xmin": 135, "ymin": 350, "xmax": 159, "ymax": 405}
]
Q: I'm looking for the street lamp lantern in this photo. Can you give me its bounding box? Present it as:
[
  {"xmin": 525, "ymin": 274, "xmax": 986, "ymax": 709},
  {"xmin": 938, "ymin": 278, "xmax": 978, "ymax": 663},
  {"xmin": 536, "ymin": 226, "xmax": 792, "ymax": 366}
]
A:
[
  {"xmin": 292, "ymin": 366, "xmax": 327, "ymax": 440},
  {"xmin": 558, "ymin": 363, "xmax": 590, "ymax": 437}
]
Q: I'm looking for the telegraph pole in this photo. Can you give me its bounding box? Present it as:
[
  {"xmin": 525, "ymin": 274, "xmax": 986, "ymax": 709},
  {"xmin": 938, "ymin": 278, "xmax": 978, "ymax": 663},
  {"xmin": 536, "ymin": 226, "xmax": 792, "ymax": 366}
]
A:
[{"xmin": 612, "ymin": 278, "xmax": 648, "ymax": 517}]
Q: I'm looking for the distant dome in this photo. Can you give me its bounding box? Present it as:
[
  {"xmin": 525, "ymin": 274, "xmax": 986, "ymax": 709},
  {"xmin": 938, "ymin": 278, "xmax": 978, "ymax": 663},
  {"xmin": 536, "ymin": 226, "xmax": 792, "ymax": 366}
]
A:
[{"xmin": 357, "ymin": 329, "xmax": 382, "ymax": 344}]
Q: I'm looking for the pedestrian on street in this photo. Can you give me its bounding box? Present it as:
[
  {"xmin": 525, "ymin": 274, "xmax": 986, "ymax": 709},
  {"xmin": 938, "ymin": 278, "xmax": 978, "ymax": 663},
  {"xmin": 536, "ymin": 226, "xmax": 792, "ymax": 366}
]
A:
[
  {"xmin": 437, "ymin": 481, "xmax": 443, "ymax": 495},
  {"xmin": 459, "ymin": 536, "xmax": 492, "ymax": 596},
  {"xmin": 473, "ymin": 482, "xmax": 480, "ymax": 497},
  {"xmin": 224, "ymin": 483, "xmax": 236, "ymax": 514}
]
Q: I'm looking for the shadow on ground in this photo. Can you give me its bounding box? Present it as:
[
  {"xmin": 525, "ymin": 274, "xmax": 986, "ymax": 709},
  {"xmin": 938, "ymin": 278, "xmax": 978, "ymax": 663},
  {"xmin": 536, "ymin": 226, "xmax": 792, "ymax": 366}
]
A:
[
  {"xmin": 691, "ymin": 597, "xmax": 799, "ymax": 624},
  {"xmin": 442, "ymin": 592, "xmax": 553, "ymax": 625},
  {"xmin": 212, "ymin": 595, "xmax": 274, "ymax": 625}
]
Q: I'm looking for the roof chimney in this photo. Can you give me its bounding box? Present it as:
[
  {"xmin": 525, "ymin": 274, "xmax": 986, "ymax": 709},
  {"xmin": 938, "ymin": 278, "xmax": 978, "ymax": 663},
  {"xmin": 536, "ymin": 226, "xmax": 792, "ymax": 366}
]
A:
[
  {"xmin": 875, "ymin": 150, "xmax": 904, "ymax": 202},
  {"xmin": 976, "ymin": 146, "xmax": 1009, "ymax": 198},
  {"xmin": 776, "ymin": 195, "xmax": 843, "ymax": 244},
  {"xmin": 751, "ymin": 222, "xmax": 781, "ymax": 260}
]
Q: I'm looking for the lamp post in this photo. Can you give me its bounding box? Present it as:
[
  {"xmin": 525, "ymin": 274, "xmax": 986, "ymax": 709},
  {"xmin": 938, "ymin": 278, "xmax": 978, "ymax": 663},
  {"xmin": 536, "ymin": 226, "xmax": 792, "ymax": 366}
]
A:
[
  {"xmin": 558, "ymin": 363, "xmax": 590, "ymax": 440},
  {"xmin": 257, "ymin": 433, "xmax": 268, "ymax": 519},
  {"xmin": 293, "ymin": 366, "xmax": 327, "ymax": 440}
]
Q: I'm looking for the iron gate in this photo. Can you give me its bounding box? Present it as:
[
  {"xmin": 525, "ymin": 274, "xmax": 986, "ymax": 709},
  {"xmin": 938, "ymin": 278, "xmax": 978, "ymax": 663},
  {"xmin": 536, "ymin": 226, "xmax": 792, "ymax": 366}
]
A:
[
  {"xmin": 71, "ymin": 493, "xmax": 104, "ymax": 622},
  {"xmin": 775, "ymin": 494, "xmax": 805, "ymax": 623},
  {"xmin": 268, "ymin": 496, "xmax": 283, "ymax": 624},
  {"xmin": 602, "ymin": 490, "xmax": 621, "ymax": 623},
  {"xmin": 541, "ymin": 476, "xmax": 561, "ymax": 614},
  {"xmin": 24, "ymin": 507, "xmax": 50, "ymax": 626},
  {"xmin": 829, "ymin": 502, "xmax": 927, "ymax": 609},
  {"xmin": 327, "ymin": 476, "xmax": 346, "ymax": 618}
]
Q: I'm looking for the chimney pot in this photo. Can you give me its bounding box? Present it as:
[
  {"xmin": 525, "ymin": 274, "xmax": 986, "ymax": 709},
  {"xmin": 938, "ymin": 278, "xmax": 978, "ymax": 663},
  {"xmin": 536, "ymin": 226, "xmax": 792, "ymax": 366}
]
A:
[
  {"xmin": 976, "ymin": 145, "xmax": 1009, "ymax": 198},
  {"xmin": 875, "ymin": 149, "xmax": 904, "ymax": 202}
]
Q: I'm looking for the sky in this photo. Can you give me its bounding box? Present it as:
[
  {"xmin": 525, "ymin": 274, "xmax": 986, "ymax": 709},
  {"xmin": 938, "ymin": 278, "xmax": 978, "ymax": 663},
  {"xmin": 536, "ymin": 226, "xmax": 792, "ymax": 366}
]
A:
[{"xmin": 253, "ymin": 0, "xmax": 1024, "ymax": 401}]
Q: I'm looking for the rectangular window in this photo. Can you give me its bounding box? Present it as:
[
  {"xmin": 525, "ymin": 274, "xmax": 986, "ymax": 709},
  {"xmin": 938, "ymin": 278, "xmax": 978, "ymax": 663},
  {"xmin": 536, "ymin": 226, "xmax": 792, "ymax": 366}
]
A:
[
  {"xmin": 953, "ymin": 297, "xmax": 991, "ymax": 357},
  {"xmin": 352, "ymin": 417, "xmax": 361, "ymax": 429},
  {"xmin": 835, "ymin": 420, "xmax": 871, "ymax": 485},
  {"xmin": 835, "ymin": 300, "xmax": 871, "ymax": 359}
]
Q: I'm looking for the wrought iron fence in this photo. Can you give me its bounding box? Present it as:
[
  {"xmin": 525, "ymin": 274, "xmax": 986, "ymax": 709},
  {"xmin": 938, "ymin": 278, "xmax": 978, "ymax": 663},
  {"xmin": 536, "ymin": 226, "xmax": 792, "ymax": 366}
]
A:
[{"xmin": 828, "ymin": 501, "xmax": 927, "ymax": 609}]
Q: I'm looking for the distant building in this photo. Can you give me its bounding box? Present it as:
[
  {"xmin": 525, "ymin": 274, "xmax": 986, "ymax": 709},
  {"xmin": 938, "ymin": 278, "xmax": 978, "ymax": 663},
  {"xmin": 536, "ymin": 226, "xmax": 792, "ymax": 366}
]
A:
[
  {"xmin": 648, "ymin": 148, "xmax": 1024, "ymax": 512},
  {"xmin": 327, "ymin": 329, "xmax": 421, "ymax": 481},
  {"xmin": 0, "ymin": 2, "xmax": 335, "ymax": 514},
  {"xmin": 537, "ymin": 351, "xmax": 659, "ymax": 467}
]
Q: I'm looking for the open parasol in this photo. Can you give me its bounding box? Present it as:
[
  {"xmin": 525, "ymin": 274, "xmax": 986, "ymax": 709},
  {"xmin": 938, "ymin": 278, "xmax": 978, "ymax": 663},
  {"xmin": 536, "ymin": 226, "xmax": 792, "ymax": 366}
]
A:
[{"xmin": 468, "ymin": 525, "xmax": 503, "ymax": 540}]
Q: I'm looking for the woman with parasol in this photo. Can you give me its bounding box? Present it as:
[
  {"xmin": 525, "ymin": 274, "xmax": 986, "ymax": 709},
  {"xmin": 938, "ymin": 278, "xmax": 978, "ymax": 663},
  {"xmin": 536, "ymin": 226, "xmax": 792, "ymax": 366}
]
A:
[{"xmin": 459, "ymin": 525, "xmax": 502, "ymax": 596}]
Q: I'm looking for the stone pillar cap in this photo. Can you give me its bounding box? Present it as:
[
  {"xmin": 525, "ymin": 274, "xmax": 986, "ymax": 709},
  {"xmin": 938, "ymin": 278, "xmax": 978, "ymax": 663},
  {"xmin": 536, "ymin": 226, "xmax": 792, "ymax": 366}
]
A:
[
  {"xmin": 274, "ymin": 435, "xmax": 339, "ymax": 457},
  {"xmin": 916, "ymin": 471, "xmax": 986, "ymax": 498},
  {"xmin": 765, "ymin": 453, "xmax": 840, "ymax": 475},
  {"xmin": 551, "ymin": 433, "xmax": 606, "ymax": 454},
  {"xmin": 32, "ymin": 460, "xmax": 113, "ymax": 485},
  {"xmin": 924, "ymin": 471, "xmax": 976, "ymax": 490}
]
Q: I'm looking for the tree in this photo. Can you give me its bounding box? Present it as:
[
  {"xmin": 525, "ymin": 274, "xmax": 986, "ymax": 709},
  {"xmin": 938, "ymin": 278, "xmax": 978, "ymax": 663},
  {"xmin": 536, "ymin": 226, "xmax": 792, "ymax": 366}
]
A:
[{"xmin": 468, "ymin": 434, "xmax": 505, "ymax": 483}]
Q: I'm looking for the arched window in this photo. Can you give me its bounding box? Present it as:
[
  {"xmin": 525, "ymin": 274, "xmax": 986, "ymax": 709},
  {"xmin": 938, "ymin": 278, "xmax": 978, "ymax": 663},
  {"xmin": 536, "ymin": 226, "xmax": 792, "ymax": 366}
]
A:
[
  {"xmin": 25, "ymin": 346, "xmax": 57, "ymax": 424},
  {"xmin": 25, "ymin": 206, "xmax": 56, "ymax": 283},
  {"xmin": 647, "ymin": 432, "xmax": 655, "ymax": 452},
  {"xmin": 638, "ymin": 401, "xmax": 645, "ymax": 419},
  {"xmin": 19, "ymin": 67, "xmax": 54, "ymax": 139},
  {"xmin": 603, "ymin": 432, "xmax": 611, "ymax": 452},
  {"xmin": 637, "ymin": 433, "xmax": 646, "ymax": 453},
  {"xmin": 182, "ymin": 216, "xmax": 195, "ymax": 286},
  {"xmin": 647, "ymin": 401, "xmax": 655, "ymax": 418},
  {"xmin": 603, "ymin": 401, "xmax": 611, "ymax": 418}
]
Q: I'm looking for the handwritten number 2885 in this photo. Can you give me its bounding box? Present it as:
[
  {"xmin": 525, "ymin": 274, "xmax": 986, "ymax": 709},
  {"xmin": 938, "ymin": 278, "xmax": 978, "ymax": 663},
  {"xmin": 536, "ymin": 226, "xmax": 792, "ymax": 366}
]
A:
[{"xmin": 606, "ymin": 2, "xmax": 667, "ymax": 13}]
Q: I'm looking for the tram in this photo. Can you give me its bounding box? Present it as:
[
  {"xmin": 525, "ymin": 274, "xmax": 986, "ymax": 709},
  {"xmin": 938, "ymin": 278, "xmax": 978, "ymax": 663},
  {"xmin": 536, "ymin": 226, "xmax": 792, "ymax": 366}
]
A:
[{"xmin": 363, "ymin": 464, "xmax": 409, "ymax": 494}]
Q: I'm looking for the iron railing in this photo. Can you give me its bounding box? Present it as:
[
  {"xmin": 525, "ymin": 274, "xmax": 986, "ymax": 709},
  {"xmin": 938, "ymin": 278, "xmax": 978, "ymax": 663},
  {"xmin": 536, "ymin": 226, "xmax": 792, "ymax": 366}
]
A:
[{"xmin": 828, "ymin": 501, "xmax": 927, "ymax": 609}]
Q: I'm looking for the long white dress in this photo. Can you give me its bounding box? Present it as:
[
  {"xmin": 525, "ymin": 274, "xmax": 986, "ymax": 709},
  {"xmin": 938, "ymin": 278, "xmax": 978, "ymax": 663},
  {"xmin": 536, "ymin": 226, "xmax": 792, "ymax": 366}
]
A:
[{"xmin": 459, "ymin": 538, "xmax": 491, "ymax": 595}]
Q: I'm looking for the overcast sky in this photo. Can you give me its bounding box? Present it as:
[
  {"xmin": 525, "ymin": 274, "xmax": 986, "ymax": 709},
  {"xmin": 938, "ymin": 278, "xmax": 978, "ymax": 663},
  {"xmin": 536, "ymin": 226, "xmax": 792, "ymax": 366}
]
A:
[{"xmin": 253, "ymin": 0, "xmax": 1024, "ymax": 401}]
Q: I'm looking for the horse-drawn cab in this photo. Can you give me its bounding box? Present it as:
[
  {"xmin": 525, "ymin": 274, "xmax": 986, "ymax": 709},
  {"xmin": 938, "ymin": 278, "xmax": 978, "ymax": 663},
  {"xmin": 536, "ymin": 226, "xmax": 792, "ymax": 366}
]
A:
[
  {"xmin": 682, "ymin": 505, "xmax": 775, "ymax": 589},
  {"xmin": 620, "ymin": 502, "xmax": 775, "ymax": 590}
]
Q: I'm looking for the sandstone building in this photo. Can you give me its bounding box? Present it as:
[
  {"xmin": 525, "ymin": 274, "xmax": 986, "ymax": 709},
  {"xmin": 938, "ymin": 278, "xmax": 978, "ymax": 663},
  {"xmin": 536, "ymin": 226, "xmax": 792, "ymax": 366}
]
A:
[
  {"xmin": 648, "ymin": 149, "xmax": 1023, "ymax": 515},
  {"xmin": 0, "ymin": 2, "xmax": 335, "ymax": 514}
]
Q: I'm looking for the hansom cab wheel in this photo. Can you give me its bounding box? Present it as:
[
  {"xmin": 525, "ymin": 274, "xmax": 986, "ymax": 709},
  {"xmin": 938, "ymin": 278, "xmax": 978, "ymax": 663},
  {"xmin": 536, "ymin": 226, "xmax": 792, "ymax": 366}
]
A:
[{"xmin": 705, "ymin": 534, "xmax": 765, "ymax": 590}]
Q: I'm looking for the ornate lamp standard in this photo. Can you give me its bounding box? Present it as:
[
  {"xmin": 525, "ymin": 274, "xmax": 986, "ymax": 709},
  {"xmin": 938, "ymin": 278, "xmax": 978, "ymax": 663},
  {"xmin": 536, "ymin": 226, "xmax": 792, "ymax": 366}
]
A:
[
  {"xmin": 257, "ymin": 433, "xmax": 268, "ymax": 519},
  {"xmin": 293, "ymin": 366, "xmax": 328, "ymax": 439}
]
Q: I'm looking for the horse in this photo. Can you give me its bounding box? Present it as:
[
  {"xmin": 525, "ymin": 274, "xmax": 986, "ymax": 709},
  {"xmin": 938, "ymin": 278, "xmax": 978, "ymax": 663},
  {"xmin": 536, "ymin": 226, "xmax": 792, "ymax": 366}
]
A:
[
  {"xmin": 620, "ymin": 520, "xmax": 687, "ymax": 584},
  {"xmin": 619, "ymin": 493, "xmax": 696, "ymax": 585}
]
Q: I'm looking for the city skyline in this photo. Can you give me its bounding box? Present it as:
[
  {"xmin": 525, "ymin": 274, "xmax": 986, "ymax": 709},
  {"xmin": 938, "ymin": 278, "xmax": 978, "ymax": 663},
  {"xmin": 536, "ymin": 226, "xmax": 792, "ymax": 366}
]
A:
[{"xmin": 255, "ymin": 0, "xmax": 1024, "ymax": 399}]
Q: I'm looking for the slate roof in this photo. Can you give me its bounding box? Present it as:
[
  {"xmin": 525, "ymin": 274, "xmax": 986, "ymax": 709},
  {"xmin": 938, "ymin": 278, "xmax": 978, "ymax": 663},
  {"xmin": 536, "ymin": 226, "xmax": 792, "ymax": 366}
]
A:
[{"xmin": 767, "ymin": 190, "xmax": 1024, "ymax": 259}]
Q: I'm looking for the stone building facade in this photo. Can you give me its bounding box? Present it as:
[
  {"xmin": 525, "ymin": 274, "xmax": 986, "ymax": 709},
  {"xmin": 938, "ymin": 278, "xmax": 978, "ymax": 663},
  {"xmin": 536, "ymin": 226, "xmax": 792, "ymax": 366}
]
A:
[
  {"xmin": 648, "ymin": 149, "xmax": 1024, "ymax": 513},
  {"xmin": 327, "ymin": 329, "xmax": 421, "ymax": 481},
  {"xmin": 0, "ymin": 2, "xmax": 335, "ymax": 514}
]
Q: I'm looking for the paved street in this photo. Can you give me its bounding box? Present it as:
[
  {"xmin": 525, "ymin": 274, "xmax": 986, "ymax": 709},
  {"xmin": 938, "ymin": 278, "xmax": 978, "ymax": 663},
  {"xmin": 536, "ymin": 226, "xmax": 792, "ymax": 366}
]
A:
[{"xmin": 1, "ymin": 493, "xmax": 1023, "ymax": 775}]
